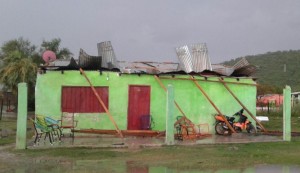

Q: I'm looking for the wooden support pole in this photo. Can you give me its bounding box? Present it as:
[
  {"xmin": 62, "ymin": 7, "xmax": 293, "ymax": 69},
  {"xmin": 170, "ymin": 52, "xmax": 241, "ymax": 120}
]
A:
[
  {"xmin": 0, "ymin": 99, "xmax": 3, "ymax": 120},
  {"xmin": 159, "ymin": 76, "xmax": 257, "ymax": 86},
  {"xmin": 79, "ymin": 68, "xmax": 123, "ymax": 138},
  {"xmin": 154, "ymin": 75, "xmax": 187, "ymax": 117},
  {"xmin": 190, "ymin": 76, "xmax": 236, "ymax": 133},
  {"xmin": 219, "ymin": 79, "xmax": 267, "ymax": 132}
]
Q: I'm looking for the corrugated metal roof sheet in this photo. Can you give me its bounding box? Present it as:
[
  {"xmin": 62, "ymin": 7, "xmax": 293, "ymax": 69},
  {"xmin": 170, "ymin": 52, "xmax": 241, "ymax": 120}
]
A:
[
  {"xmin": 212, "ymin": 64, "xmax": 234, "ymax": 76},
  {"xmin": 40, "ymin": 41, "xmax": 256, "ymax": 77},
  {"xmin": 176, "ymin": 45, "xmax": 193, "ymax": 73},
  {"xmin": 176, "ymin": 43, "xmax": 212, "ymax": 73},
  {"xmin": 231, "ymin": 58, "xmax": 256, "ymax": 76},
  {"xmin": 53, "ymin": 59, "xmax": 76, "ymax": 66},
  {"xmin": 118, "ymin": 61, "xmax": 179, "ymax": 74},
  {"xmin": 97, "ymin": 41, "xmax": 119, "ymax": 69},
  {"xmin": 79, "ymin": 49, "xmax": 102, "ymax": 70},
  {"xmin": 231, "ymin": 65, "xmax": 257, "ymax": 77},
  {"xmin": 190, "ymin": 43, "xmax": 212, "ymax": 72},
  {"xmin": 233, "ymin": 57, "xmax": 249, "ymax": 69}
]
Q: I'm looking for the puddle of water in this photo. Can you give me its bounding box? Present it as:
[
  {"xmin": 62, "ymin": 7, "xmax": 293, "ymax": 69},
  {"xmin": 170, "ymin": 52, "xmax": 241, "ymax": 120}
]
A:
[
  {"xmin": 254, "ymin": 165, "xmax": 300, "ymax": 173},
  {"xmin": 2, "ymin": 159, "xmax": 300, "ymax": 173}
]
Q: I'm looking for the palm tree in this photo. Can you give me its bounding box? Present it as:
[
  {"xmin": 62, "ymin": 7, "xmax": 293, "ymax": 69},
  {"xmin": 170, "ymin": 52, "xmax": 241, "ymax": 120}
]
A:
[
  {"xmin": 0, "ymin": 38, "xmax": 38, "ymax": 110},
  {"xmin": 0, "ymin": 38, "xmax": 38, "ymax": 94},
  {"xmin": 40, "ymin": 38, "xmax": 73, "ymax": 60}
]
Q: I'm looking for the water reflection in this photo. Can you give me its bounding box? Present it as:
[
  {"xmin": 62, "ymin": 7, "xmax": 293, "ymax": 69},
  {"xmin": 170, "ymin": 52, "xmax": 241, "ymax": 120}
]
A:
[{"xmin": 4, "ymin": 159, "xmax": 300, "ymax": 173}]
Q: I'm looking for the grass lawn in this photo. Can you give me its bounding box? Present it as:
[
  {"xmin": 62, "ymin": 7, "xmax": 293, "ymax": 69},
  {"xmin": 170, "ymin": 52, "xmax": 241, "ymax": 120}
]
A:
[
  {"xmin": 1, "ymin": 111, "xmax": 300, "ymax": 171},
  {"xmin": 0, "ymin": 117, "xmax": 34, "ymax": 145},
  {"xmin": 9, "ymin": 137, "xmax": 300, "ymax": 171},
  {"xmin": 257, "ymin": 110, "xmax": 300, "ymax": 132}
]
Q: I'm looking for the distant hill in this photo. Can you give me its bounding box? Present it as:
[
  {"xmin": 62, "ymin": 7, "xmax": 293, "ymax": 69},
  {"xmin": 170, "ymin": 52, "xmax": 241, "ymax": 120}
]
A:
[{"xmin": 223, "ymin": 50, "xmax": 300, "ymax": 91}]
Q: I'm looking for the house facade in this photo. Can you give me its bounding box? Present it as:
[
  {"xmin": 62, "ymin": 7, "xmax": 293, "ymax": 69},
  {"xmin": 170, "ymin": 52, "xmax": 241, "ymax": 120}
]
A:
[{"xmin": 35, "ymin": 70, "xmax": 257, "ymax": 133}]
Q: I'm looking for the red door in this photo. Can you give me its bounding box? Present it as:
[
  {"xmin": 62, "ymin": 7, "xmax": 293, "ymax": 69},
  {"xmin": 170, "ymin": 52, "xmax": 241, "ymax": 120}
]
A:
[{"xmin": 127, "ymin": 85, "xmax": 151, "ymax": 130}]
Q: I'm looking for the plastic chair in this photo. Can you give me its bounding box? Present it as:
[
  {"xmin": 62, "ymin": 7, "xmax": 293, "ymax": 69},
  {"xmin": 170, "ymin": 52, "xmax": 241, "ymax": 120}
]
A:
[
  {"xmin": 45, "ymin": 116, "xmax": 62, "ymax": 140},
  {"xmin": 36, "ymin": 115, "xmax": 61, "ymax": 141},
  {"xmin": 30, "ymin": 118, "xmax": 54, "ymax": 145}
]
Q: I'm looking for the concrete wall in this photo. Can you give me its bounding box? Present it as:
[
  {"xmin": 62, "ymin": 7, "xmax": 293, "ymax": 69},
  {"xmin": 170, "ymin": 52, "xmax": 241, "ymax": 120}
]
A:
[{"xmin": 35, "ymin": 70, "xmax": 257, "ymax": 133}]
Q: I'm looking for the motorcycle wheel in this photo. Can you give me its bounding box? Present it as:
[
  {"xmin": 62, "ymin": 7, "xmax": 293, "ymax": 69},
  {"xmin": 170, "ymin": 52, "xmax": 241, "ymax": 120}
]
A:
[
  {"xmin": 234, "ymin": 126, "xmax": 242, "ymax": 133},
  {"xmin": 215, "ymin": 122, "xmax": 225, "ymax": 135},
  {"xmin": 246, "ymin": 124, "xmax": 256, "ymax": 134}
]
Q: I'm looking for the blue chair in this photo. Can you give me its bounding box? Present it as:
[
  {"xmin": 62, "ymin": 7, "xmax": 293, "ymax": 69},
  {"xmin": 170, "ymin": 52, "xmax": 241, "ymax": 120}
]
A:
[
  {"xmin": 30, "ymin": 118, "xmax": 54, "ymax": 145},
  {"xmin": 36, "ymin": 115, "xmax": 62, "ymax": 142},
  {"xmin": 45, "ymin": 116, "xmax": 62, "ymax": 140}
]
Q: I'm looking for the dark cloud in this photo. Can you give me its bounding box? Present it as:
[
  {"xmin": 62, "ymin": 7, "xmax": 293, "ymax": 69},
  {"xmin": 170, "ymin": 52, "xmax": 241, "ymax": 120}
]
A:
[{"xmin": 1, "ymin": 0, "xmax": 299, "ymax": 63}]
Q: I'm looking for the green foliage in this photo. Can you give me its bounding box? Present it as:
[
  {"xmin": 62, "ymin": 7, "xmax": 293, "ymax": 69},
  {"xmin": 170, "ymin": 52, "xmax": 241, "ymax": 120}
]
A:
[
  {"xmin": 0, "ymin": 37, "xmax": 73, "ymax": 110},
  {"xmin": 0, "ymin": 38, "xmax": 38, "ymax": 94},
  {"xmin": 292, "ymin": 104, "xmax": 300, "ymax": 118},
  {"xmin": 257, "ymin": 84, "xmax": 282, "ymax": 95},
  {"xmin": 223, "ymin": 50, "xmax": 300, "ymax": 92},
  {"xmin": 0, "ymin": 38, "xmax": 36, "ymax": 60},
  {"xmin": 40, "ymin": 38, "xmax": 72, "ymax": 60}
]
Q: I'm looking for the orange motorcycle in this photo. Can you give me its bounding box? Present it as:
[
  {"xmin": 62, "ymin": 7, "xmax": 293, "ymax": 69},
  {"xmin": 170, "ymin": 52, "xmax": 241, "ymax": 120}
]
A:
[{"xmin": 215, "ymin": 109, "xmax": 256, "ymax": 135}]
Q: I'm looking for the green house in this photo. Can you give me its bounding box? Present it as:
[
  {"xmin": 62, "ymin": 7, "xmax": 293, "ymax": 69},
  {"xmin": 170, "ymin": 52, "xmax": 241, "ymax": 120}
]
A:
[{"xmin": 35, "ymin": 68, "xmax": 257, "ymax": 134}]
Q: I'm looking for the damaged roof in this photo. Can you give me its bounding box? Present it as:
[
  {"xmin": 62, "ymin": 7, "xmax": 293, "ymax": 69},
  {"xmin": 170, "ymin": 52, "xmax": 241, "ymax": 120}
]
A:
[
  {"xmin": 40, "ymin": 42, "xmax": 256, "ymax": 77},
  {"xmin": 118, "ymin": 61, "xmax": 180, "ymax": 74},
  {"xmin": 176, "ymin": 43, "xmax": 212, "ymax": 73}
]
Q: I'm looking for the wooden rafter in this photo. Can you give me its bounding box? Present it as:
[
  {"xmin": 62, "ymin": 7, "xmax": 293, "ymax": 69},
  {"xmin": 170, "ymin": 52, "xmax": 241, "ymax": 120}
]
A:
[
  {"xmin": 79, "ymin": 68, "xmax": 124, "ymax": 138},
  {"xmin": 154, "ymin": 75, "xmax": 187, "ymax": 117},
  {"xmin": 189, "ymin": 76, "xmax": 236, "ymax": 133},
  {"xmin": 158, "ymin": 76, "xmax": 257, "ymax": 86},
  {"xmin": 218, "ymin": 78, "xmax": 267, "ymax": 132}
]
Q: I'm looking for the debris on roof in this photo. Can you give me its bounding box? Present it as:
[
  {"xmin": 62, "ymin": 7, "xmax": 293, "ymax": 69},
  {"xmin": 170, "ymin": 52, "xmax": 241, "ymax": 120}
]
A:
[
  {"xmin": 211, "ymin": 58, "xmax": 256, "ymax": 77},
  {"xmin": 52, "ymin": 57, "xmax": 79, "ymax": 70},
  {"xmin": 118, "ymin": 61, "xmax": 180, "ymax": 74},
  {"xmin": 233, "ymin": 57, "xmax": 249, "ymax": 69},
  {"xmin": 231, "ymin": 65, "xmax": 257, "ymax": 77},
  {"xmin": 211, "ymin": 64, "xmax": 235, "ymax": 76},
  {"xmin": 40, "ymin": 41, "xmax": 256, "ymax": 77},
  {"xmin": 97, "ymin": 41, "xmax": 119, "ymax": 69},
  {"xmin": 79, "ymin": 49, "xmax": 102, "ymax": 70},
  {"xmin": 231, "ymin": 58, "xmax": 257, "ymax": 76},
  {"xmin": 176, "ymin": 43, "xmax": 212, "ymax": 73}
]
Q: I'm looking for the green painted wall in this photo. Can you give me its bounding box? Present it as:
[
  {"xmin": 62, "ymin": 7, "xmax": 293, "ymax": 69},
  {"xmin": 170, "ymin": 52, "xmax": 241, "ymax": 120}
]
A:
[{"xmin": 35, "ymin": 71, "xmax": 257, "ymax": 133}]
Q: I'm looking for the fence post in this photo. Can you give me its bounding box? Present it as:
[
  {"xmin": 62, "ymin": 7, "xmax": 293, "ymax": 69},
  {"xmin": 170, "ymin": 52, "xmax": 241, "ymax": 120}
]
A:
[
  {"xmin": 0, "ymin": 99, "xmax": 3, "ymax": 120},
  {"xmin": 165, "ymin": 84, "xmax": 175, "ymax": 145},
  {"xmin": 283, "ymin": 85, "xmax": 291, "ymax": 141},
  {"xmin": 16, "ymin": 83, "xmax": 27, "ymax": 149}
]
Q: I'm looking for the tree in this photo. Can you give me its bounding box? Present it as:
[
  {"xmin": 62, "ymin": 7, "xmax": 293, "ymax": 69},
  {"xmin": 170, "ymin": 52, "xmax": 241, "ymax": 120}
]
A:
[
  {"xmin": 0, "ymin": 37, "xmax": 73, "ymax": 110},
  {"xmin": 257, "ymin": 83, "xmax": 282, "ymax": 96},
  {"xmin": 40, "ymin": 38, "xmax": 72, "ymax": 60},
  {"xmin": 0, "ymin": 38, "xmax": 36, "ymax": 59},
  {"xmin": 0, "ymin": 38, "xmax": 38, "ymax": 94},
  {"xmin": 0, "ymin": 38, "xmax": 39, "ymax": 111}
]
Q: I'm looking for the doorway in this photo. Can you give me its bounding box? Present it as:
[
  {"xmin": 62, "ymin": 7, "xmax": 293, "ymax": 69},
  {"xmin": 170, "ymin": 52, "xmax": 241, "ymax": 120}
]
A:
[{"xmin": 127, "ymin": 85, "xmax": 151, "ymax": 130}]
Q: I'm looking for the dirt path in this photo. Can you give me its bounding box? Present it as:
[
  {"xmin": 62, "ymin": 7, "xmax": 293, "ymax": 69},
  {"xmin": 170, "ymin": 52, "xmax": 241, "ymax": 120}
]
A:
[
  {"xmin": 0, "ymin": 145, "xmax": 20, "ymax": 172},
  {"xmin": 0, "ymin": 144, "xmax": 19, "ymax": 160}
]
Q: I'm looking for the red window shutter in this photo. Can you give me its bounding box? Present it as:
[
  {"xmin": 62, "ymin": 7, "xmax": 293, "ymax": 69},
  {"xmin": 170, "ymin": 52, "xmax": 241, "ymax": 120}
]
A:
[
  {"xmin": 61, "ymin": 86, "xmax": 108, "ymax": 113},
  {"xmin": 62, "ymin": 87, "xmax": 75, "ymax": 112}
]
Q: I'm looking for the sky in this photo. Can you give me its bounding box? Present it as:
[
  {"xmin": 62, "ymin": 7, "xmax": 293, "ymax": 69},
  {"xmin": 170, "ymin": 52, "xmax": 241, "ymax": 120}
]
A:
[{"xmin": 0, "ymin": 0, "xmax": 300, "ymax": 63}]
